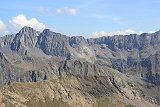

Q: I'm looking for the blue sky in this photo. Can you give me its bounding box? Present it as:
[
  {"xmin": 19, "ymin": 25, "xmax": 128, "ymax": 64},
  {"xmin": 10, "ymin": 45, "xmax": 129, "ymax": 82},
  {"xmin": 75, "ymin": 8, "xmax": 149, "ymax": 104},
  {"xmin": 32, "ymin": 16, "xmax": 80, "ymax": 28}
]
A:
[{"xmin": 0, "ymin": 0, "xmax": 160, "ymax": 37}]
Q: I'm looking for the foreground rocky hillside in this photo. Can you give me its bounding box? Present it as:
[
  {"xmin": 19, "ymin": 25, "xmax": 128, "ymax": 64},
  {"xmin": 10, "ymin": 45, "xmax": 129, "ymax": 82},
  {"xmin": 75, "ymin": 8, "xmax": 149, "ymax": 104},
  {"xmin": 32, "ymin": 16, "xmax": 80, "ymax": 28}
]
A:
[
  {"xmin": 0, "ymin": 26, "xmax": 160, "ymax": 106},
  {"xmin": 0, "ymin": 71, "xmax": 159, "ymax": 107}
]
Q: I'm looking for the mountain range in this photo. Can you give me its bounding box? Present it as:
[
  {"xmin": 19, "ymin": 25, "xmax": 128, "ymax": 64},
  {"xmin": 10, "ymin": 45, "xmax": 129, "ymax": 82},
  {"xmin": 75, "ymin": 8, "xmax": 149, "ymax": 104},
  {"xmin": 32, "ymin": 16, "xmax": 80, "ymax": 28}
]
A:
[{"xmin": 0, "ymin": 26, "xmax": 160, "ymax": 107}]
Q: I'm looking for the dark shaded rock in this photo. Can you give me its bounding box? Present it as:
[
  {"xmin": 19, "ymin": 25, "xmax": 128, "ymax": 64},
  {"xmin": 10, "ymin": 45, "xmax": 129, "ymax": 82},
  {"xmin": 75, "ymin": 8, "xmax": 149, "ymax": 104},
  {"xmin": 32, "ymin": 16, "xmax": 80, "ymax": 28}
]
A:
[
  {"xmin": 36, "ymin": 29, "xmax": 70, "ymax": 57},
  {"xmin": 0, "ymin": 52, "xmax": 17, "ymax": 86},
  {"xmin": 111, "ymin": 59, "xmax": 128, "ymax": 73},
  {"xmin": 69, "ymin": 36, "xmax": 87, "ymax": 48},
  {"xmin": 10, "ymin": 26, "xmax": 39, "ymax": 51}
]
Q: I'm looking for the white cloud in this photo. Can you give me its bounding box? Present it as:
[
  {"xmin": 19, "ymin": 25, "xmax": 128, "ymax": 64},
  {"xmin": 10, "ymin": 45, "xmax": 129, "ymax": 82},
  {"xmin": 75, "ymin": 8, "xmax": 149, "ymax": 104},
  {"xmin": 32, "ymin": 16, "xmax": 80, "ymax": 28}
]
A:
[
  {"xmin": 91, "ymin": 29, "xmax": 136, "ymax": 38},
  {"xmin": 0, "ymin": 14, "xmax": 47, "ymax": 36},
  {"xmin": 56, "ymin": 7, "xmax": 77, "ymax": 16},
  {"xmin": 10, "ymin": 14, "xmax": 46, "ymax": 31},
  {"xmin": 0, "ymin": 20, "xmax": 6, "ymax": 30}
]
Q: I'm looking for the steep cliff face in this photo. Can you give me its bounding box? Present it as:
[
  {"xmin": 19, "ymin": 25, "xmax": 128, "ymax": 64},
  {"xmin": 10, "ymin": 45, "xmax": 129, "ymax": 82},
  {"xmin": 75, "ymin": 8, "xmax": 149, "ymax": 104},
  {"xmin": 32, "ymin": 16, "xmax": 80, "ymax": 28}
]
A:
[
  {"xmin": 10, "ymin": 26, "xmax": 39, "ymax": 51},
  {"xmin": 36, "ymin": 29, "xmax": 70, "ymax": 57},
  {"xmin": 143, "ymin": 51, "xmax": 160, "ymax": 85},
  {"xmin": 18, "ymin": 59, "xmax": 110, "ymax": 83},
  {"xmin": 0, "ymin": 52, "xmax": 17, "ymax": 86},
  {"xmin": 87, "ymin": 32, "xmax": 160, "ymax": 52}
]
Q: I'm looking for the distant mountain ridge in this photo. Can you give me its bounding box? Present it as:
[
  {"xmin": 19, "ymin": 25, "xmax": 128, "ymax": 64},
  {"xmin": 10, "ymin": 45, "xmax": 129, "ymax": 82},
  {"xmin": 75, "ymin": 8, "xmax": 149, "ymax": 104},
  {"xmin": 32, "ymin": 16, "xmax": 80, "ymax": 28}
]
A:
[
  {"xmin": 0, "ymin": 26, "xmax": 160, "ymax": 107},
  {"xmin": 1, "ymin": 26, "xmax": 160, "ymax": 83}
]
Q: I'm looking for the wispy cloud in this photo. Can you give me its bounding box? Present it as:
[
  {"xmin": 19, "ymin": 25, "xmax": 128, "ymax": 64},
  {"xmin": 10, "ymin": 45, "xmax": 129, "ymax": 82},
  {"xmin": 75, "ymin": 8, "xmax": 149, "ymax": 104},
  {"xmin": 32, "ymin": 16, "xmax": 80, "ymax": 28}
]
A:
[
  {"xmin": 91, "ymin": 14, "xmax": 109, "ymax": 19},
  {"xmin": 91, "ymin": 14, "xmax": 123, "ymax": 22},
  {"xmin": 56, "ymin": 7, "xmax": 77, "ymax": 16},
  {"xmin": 37, "ymin": 7, "xmax": 49, "ymax": 14},
  {"xmin": 91, "ymin": 29, "xmax": 137, "ymax": 38}
]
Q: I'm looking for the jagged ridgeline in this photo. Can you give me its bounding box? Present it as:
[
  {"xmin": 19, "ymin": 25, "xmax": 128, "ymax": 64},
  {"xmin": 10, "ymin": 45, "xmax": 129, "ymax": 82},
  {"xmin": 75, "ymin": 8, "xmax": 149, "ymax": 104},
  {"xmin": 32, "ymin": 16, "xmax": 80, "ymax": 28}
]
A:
[{"xmin": 0, "ymin": 26, "xmax": 160, "ymax": 107}]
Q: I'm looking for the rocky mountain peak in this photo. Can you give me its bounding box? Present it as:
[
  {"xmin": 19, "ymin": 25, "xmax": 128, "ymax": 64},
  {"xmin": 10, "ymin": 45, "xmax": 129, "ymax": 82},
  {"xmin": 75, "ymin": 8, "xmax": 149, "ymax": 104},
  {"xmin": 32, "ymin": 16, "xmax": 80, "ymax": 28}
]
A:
[
  {"xmin": 10, "ymin": 26, "xmax": 39, "ymax": 51},
  {"xmin": 69, "ymin": 36, "xmax": 88, "ymax": 48},
  {"xmin": 37, "ymin": 28, "xmax": 70, "ymax": 56},
  {"xmin": 41, "ymin": 29, "xmax": 64, "ymax": 37},
  {"xmin": 42, "ymin": 29, "xmax": 52, "ymax": 35},
  {"xmin": 19, "ymin": 26, "xmax": 35, "ymax": 34}
]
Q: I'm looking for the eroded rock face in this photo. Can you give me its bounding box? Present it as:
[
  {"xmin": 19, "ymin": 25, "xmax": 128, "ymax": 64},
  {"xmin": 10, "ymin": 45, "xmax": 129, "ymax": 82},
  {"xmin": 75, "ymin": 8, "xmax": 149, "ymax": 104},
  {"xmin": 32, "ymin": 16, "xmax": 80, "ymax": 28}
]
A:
[
  {"xmin": 36, "ymin": 29, "xmax": 70, "ymax": 57},
  {"xmin": 87, "ymin": 32, "xmax": 160, "ymax": 52},
  {"xmin": 144, "ymin": 51, "xmax": 160, "ymax": 85},
  {"xmin": 10, "ymin": 26, "xmax": 39, "ymax": 51}
]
